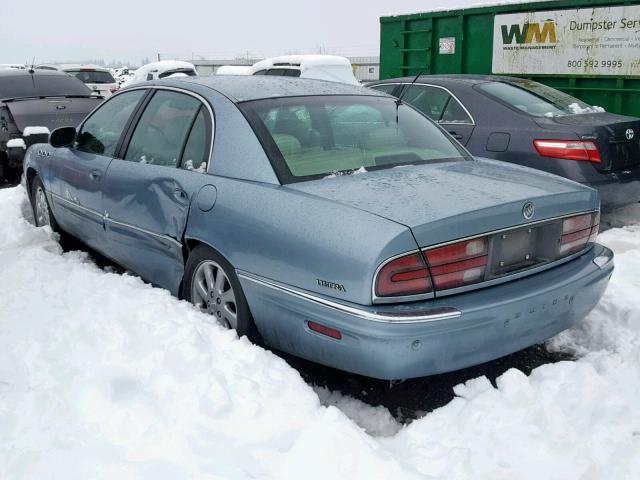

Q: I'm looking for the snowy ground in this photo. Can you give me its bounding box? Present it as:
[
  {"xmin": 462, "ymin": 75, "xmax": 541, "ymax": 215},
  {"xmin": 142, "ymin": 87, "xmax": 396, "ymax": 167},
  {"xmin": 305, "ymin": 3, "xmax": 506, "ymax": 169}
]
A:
[{"xmin": 1, "ymin": 185, "xmax": 639, "ymax": 479}]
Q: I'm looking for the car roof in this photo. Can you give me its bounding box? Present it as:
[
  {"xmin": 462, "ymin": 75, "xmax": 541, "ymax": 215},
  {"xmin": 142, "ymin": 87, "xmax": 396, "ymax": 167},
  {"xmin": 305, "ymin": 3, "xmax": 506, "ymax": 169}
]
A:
[
  {"xmin": 0, "ymin": 69, "xmax": 72, "ymax": 78},
  {"xmin": 61, "ymin": 65, "xmax": 111, "ymax": 72},
  {"xmin": 147, "ymin": 75, "xmax": 381, "ymax": 102},
  {"xmin": 371, "ymin": 74, "xmax": 519, "ymax": 86}
]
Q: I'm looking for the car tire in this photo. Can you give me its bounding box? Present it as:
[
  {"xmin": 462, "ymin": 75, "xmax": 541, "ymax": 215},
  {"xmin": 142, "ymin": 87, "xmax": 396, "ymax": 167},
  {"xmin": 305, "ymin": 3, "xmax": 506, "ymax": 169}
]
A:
[
  {"xmin": 30, "ymin": 175, "xmax": 61, "ymax": 231},
  {"xmin": 184, "ymin": 244, "xmax": 260, "ymax": 341},
  {"xmin": 0, "ymin": 152, "xmax": 6, "ymax": 184}
]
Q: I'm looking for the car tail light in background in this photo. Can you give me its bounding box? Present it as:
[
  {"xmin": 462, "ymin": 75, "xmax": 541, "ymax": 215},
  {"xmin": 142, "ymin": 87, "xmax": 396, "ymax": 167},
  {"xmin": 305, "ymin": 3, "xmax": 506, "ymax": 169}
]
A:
[
  {"xmin": 375, "ymin": 252, "xmax": 432, "ymax": 297},
  {"xmin": 423, "ymin": 238, "xmax": 488, "ymax": 290},
  {"xmin": 560, "ymin": 211, "xmax": 600, "ymax": 256},
  {"xmin": 533, "ymin": 139, "xmax": 601, "ymax": 163},
  {"xmin": 110, "ymin": 87, "xmax": 118, "ymax": 94}
]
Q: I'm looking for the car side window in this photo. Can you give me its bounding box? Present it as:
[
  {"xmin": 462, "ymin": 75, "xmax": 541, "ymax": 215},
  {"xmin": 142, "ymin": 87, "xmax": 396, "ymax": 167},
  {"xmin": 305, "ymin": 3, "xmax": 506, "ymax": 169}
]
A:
[
  {"xmin": 370, "ymin": 84, "xmax": 397, "ymax": 95},
  {"xmin": 401, "ymin": 84, "xmax": 451, "ymax": 121},
  {"xmin": 440, "ymin": 97, "xmax": 473, "ymax": 124},
  {"xmin": 180, "ymin": 107, "xmax": 209, "ymax": 172},
  {"xmin": 76, "ymin": 90, "xmax": 145, "ymax": 156},
  {"xmin": 124, "ymin": 91, "xmax": 201, "ymax": 167}
]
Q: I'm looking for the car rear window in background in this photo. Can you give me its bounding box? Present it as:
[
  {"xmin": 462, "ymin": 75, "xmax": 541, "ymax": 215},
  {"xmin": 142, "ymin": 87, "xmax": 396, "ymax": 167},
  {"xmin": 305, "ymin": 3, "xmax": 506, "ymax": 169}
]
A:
[
  {"xmin": 476, "ymin": 80, "xmax": 595, "ymax": 117},
  {"xmin": 242, "ymin": 95, "xmax": 469, "ymax": 182},
  {"xmin": 157, "ymin": 69, "xmax": 197, "ymax": 79},
  {"xmin": 0, "ymin": 74, "xmax": 91, "ymax": 100},
  {"xmin": 65, "ymin": 70, "xmax": 116, "ymax": 84}
]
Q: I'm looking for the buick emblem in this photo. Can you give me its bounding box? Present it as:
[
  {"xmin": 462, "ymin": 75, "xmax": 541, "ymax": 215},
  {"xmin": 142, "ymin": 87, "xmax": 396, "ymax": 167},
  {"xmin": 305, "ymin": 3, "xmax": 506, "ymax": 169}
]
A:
[
  {"xmin": 625, "ymin": 129, "xmax": 634, "ymax": 140},
  {"xmin": 522, "ymin": 201, "xmax": 535, "ymax": 220}
]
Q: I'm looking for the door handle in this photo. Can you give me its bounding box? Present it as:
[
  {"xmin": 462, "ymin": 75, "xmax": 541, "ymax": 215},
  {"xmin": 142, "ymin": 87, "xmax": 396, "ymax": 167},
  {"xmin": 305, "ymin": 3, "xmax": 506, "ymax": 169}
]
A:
[
  {"xmin": 89, "ymin": 171, "xmax": 101, "ymax": 181},
  {"xmin": 449, "ymin": 131, "xmax": 463, "ymax": 140}
]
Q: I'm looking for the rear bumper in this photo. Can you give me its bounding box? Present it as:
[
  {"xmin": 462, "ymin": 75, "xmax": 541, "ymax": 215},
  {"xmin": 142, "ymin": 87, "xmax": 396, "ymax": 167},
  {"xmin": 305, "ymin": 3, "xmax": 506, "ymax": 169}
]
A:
[
  {"xmin": 584, "ymin": 166, "xmax": 640, "ymax": 211},
  {"xmin": 239, "ymin": 244, "xmax": 613, "ymax": 380}
]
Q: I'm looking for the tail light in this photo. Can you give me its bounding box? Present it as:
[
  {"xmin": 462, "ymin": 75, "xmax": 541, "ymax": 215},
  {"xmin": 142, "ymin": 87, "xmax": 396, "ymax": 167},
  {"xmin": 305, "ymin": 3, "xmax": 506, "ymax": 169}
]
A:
[
  {"xmin": 423, "ymin": 238, "xmax": 488, "ymax": 290},
  {"xmin": 374, "ymin": 212, "xmax": 599, "ymax": 300},
  {"xmin": 534, "ymin": 139, "xmax": 601, "ymax": 163},
  {"xmin": 110, "ymin": 87, "xmax": 118, "ymax": 94},
  {"xmin": 375, "ymin": 252, "xmax": 431, "ymax": 297},
  {"xmin": 559, "ymin": 212, "xmax": 600, "ymax": 256}
]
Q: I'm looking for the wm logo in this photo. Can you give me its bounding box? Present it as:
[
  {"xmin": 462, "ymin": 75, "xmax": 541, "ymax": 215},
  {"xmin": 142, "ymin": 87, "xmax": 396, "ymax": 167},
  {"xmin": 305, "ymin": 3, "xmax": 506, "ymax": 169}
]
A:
[{"xmin": 501, "ymin": 21, "xmax": 557, "ymax": 44}]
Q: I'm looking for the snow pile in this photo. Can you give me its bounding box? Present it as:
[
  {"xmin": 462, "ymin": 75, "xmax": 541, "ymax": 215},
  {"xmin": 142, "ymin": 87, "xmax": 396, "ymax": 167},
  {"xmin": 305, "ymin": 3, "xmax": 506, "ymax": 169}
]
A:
[
  {"xmin": 1, "ymin": 185, "xmax": 639, "ymax": 479},
  {"xmin": 22, "ymin": 126, "xmax": 50, "ymax": 136},
  {"xmin": 568, "ymin": 103, "xmax": 606, "ymax": 114},
  {"xmin": 325, "ymin": 166, "xmax": 368, "ymax": 178},
  {"xmin": 6, "ymin": 138, "xmax": 26, "ymax": 149},
  {"xmin": 0, "ymin": 186, "xmax": 417, "ymax": 480}
]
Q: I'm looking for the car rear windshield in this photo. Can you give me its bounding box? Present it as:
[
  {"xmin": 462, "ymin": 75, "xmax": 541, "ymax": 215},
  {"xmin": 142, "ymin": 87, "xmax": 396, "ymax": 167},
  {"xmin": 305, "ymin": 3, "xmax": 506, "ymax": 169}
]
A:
[
  {"xmin": 65, "ymin": 69, "xmax": 116, "ymax": 84},
  {"xmin": 476, "ymin": 80, "xmax": 601, "ymax": 117},
  {"xmin": 241, "ymin": 95, "xmax": 470, "ymax": 183},
  {"xmin": 0, "ymin": 74, "xmax": 91, "ymax": 100},
  {"xmin": 158, "ymin": 69, "xmax": 197, "ymax": 79}
]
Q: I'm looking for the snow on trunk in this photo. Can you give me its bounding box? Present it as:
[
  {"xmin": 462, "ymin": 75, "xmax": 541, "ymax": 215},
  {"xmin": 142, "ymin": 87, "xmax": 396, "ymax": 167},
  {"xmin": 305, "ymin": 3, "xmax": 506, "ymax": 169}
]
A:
[{"xmin": 1, "ymin": 186, "xmax": 639, "ymax": 479}]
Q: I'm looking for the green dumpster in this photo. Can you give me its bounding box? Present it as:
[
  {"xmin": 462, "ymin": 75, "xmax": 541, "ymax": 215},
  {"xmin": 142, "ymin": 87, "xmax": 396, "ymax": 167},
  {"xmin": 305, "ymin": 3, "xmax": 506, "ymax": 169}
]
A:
[{"xmin": 380, "ymin": 0, "xmax": 640, "ymax": 117}]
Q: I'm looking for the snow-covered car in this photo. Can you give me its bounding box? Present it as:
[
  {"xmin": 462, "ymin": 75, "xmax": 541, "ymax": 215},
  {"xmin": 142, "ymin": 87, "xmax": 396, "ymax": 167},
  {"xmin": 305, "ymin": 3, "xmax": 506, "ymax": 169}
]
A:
[
  {"xmin": 35, "ymin": 64, "xmax": 118, "ymax": 97},
  {"xmin": 215, "ymin": 65, "xmax": 252, "ymax": 75},
  {"xmin": 249, "ymin": 55, "xmax": 359, "ymax": 85},
  {"xmin": 120, "ymin": 61, "xmax": 198, "ymax": 88},
  {"xmin": 24, "ymin": 76, "xmax": 613, "ymax": 380},
  {"xmin": 62, "ymin": 66, "xmax": 118, "ymax": 98},
  {"xmin": 0, "ymin": 69, "xmax": 102, "ymax": 183}
]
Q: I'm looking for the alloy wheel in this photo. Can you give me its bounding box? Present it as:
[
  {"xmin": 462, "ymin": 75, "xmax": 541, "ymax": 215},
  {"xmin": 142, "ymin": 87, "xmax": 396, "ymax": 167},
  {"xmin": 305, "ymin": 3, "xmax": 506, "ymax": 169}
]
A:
[{"xmin": 191, "ymin": 260, "xmax": 238, "ymax": 329}]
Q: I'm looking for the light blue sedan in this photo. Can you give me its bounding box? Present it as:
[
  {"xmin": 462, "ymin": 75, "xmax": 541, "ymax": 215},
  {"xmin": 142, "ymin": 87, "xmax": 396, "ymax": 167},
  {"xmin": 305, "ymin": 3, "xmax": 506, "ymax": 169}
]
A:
[{"xmin": 23, "ymin": 76, "xmax": 613, "ymax": 379}]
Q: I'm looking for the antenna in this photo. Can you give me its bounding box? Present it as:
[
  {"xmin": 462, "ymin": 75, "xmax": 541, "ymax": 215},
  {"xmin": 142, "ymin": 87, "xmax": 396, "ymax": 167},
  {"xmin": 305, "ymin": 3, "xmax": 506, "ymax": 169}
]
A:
[
  {"xmin": 395, "ymin": 70, "xmax": 423, "ymax": 126},
  {"xmin": 395, "ymin": 70, "xmax": 423, "ymax": 106}
]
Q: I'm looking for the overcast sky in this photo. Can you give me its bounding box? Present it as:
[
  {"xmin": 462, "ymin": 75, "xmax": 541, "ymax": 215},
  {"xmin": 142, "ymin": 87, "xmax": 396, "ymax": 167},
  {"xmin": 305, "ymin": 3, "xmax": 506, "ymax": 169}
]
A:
[{"xmin": 1, "ymin": 0, "xmax": 492, "ymax": 65}]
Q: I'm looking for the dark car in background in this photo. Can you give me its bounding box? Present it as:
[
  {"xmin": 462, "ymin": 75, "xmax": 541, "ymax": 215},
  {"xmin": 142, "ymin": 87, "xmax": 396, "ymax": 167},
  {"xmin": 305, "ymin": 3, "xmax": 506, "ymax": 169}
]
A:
[
  {"xmin": 0, "ymin": 69, "xmax": 103, "ymax": 184},
  {"xmin": 369, "ymin": 76, "xmax": 640, "ymax": 211}
]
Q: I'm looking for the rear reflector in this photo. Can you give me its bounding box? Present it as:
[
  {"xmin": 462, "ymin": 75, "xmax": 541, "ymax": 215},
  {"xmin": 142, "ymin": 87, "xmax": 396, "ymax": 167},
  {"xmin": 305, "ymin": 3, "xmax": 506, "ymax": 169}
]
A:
[
  {"xmin": 534, "ymin": 139, "xmax": 601, "ymax": 163},
  {"xmin": 423, "ymin": 238, "xmax": 488, "ymax": 290},
  {"xmin": 375, "ymin": 252, "xmax": 432, "ymax": 297},
  {"xmin": 308, "ymin": 321, "xmax": 342, "ymax": 340}
]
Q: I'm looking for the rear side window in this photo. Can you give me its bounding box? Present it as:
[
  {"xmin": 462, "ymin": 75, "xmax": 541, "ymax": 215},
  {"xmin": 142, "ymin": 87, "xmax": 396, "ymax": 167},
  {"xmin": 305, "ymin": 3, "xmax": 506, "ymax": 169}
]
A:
[
  {"xmin": 125, "ymin": 91, "xmax": 201, "ymax": 167},
  {"xmin": 400, "ymin": 85, "xmax": 472, "ymax": 124},
  {"xmin": 369, "ymin": 84, "xmax": 397, "ymax": 95},
  {"xmin": 402, "ymin": 85, "xmax": 449, "ymax": 120},
  {"xmin": 180, "ymin": 108, "xmax": 209, "ymax": 172},
  {"xmin": 76, "ymin": 90, "xmax": 145, "ymax": 156}
]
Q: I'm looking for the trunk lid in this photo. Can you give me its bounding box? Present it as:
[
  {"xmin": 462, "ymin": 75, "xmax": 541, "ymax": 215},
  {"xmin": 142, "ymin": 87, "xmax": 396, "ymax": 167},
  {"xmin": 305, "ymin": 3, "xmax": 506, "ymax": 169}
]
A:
[
  {"xmin": 286, "ymin": 159, "xmax": 598, "ymax": 248},
  {"xmin": 4, "ymin": 96, "xmax": 102, "ymax": 132},
  {"xmin": 536, "ymin": 112, "xmax": 640, "ymax": 172}
]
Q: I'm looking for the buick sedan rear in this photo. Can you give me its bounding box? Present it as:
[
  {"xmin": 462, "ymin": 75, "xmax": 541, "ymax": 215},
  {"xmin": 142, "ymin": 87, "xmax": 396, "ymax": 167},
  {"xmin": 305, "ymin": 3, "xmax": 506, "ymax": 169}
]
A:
[{"xmin": 24, "ymin": 76, "xmax": 613, "ymax": 379}]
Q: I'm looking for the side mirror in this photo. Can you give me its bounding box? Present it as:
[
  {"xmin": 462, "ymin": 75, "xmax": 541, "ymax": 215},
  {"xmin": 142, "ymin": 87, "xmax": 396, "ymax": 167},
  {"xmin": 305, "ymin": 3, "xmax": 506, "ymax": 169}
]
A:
[{"xmin": 49, "ymin": 126, "xmax": 77, "ymax": 148}]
